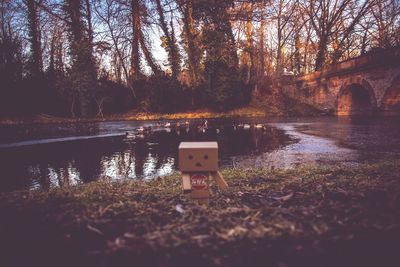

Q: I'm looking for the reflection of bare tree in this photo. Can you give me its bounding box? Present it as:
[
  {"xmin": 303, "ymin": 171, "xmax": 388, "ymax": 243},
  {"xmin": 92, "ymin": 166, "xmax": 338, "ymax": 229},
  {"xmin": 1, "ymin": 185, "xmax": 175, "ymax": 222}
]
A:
[
  {"xmin": 56, "ymin": 166, "xmax": 73, "ymax": 188},
  {"xmin": 115, "ymin": 152, "xmax": 125, "ymax": 177},
  {"xmin": 38, "ymin": 164, "xmax": 51, "ymax": 190},
  {"xmin": 127, "ymin": 150, "xmax": 134, "ymax": 177},
  {"xmin": 73, "ymin": 141, "xmax": 105, "ymax": 183},
  {"xmin": 0, "ymin": 120, "xmax": 293, "ymax": 191},
  {"xmin": 113, "ymin": 149, "xmax": 135, "ymax": 178},
  {"xmin": 134, "ymin": 140, "xmax": 147, "ymax": 178},
  {"xmin": 123, "ymin": 150, "xmax": 135, "ymax": 177}
]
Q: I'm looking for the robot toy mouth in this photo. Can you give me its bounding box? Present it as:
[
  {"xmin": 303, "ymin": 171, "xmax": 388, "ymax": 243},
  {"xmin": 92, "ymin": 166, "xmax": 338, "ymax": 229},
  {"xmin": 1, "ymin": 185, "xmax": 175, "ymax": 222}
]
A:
[{"xmin": 196, "ymin": 163, "xmax": 202, "ymax": 167}]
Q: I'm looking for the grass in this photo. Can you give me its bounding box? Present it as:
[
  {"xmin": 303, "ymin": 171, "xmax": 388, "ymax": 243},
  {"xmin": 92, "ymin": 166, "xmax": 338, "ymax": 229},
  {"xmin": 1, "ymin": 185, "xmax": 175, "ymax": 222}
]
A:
[
  {"xmin": 0, "ymin": 106, "xmax": 269, "ymax": 125},
  {"xmin": 1, "ymin": 160, "xmax": 400, "ymax": 267},
  {"xmin": 109, "ymin": 105, "xmax": 269, "ymax": 121},
  {"xmin": 0, "ymin": 94, "xmax": 323, "ymax": 125}
]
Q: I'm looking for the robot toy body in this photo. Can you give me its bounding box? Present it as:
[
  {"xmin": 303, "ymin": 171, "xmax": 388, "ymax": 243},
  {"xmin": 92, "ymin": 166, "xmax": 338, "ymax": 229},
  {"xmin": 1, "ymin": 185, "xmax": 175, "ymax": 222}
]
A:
[{"xmin": 179, "ymin": 142, "xmax": 228, "ymax": 205}]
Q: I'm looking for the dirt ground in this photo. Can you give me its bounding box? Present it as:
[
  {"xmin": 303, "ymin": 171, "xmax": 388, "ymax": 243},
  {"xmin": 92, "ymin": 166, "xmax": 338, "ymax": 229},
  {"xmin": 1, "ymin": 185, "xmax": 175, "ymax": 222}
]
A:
[{"xmin": 1, "ymin": 160, "xmax": 400, "ymax": 267}]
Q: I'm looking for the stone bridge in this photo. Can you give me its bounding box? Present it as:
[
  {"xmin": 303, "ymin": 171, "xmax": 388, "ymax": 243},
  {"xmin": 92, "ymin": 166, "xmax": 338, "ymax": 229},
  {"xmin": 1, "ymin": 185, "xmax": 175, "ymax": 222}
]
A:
[{"xmin": 281, "ymin": 47, "xmax": 400, "ymax": 115}]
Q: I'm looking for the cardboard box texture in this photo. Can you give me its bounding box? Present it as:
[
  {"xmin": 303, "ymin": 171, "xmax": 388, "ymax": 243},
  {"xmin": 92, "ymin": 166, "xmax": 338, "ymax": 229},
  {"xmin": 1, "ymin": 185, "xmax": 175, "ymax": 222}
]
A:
[
  {"xmin": 179, "ymin": 141, "xmax": 228, "ymax": 206},
  {"xmin": 179, "ymin": 142, "xmax": 218, "ymax": 172}
]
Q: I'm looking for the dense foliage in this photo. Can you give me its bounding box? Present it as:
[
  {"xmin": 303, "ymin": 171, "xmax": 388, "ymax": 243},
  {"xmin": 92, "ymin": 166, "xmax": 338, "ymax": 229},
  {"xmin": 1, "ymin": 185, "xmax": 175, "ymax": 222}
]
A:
[{"xmin": 0, "ymin": 0, "xmax": 399, "ymax": 117}]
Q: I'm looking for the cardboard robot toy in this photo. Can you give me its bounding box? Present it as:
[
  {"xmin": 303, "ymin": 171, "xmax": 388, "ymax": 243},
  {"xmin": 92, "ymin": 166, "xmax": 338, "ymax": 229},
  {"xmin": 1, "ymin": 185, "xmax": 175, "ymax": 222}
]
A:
[{"xmin": 179, "ymin": 142, "xmax": 228, "ymax": 205}]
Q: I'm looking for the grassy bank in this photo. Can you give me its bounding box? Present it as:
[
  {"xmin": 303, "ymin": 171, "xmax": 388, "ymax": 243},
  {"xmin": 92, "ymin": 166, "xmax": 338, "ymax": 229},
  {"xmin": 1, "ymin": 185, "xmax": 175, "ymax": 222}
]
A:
[
  {"xmin": 0, "ymin": 95, "xmax": 322, "ymax": 125},
  {"xmin": 1, "ymin": 160, "xmax": 400, "ymax": 267},
  {"xmin": 0, "ymin": 106, "xmax": 266, "ymax": 125}
]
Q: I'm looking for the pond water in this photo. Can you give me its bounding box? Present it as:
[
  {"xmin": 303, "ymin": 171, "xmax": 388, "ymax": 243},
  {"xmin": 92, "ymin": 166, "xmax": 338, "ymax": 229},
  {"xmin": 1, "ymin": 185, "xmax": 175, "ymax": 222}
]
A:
[{"xmin": 0, "ymin": 117, "xmax": 399, "ymax": 192}]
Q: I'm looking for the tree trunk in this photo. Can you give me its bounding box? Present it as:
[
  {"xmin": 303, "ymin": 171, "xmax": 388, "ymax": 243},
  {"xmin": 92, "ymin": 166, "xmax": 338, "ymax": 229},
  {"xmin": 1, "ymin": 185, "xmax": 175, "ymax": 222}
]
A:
[
  {"xmin": 361, "ymin": 28, "xmax": 368, "ymax": 55},
  {"xmin": 49, "ymin": 27, "xmax": 64, "ymax": 75},
  {"xmin": 55, "ymin": 29, "xmax": 64, "ymax": 74},
  {"xmin": 84, "ymin": 0, "xmax": 95, "ymax": 62},
  {"xmin": 84, "ymin": 0, "xmax": 93, "ymax": 46},
  {"xmin": 244, "ymin": 2, "xmax": 254, "ymax": 84},
  {"xmin": 169, "ymin": 19, "xmax": 181, "ymax": 77},
  {"xmin": 49, "ymin": 32, "xmax": 55, "ymax": 74},
  {"xmin": 130, "ymin": 0, "xmax": 141, "ymax": 81},
  {"xmin": 139, "ymin": 29, "xmax": 161, "ymax": 75},
  {"xmin": 258, "ymin": 15, "xmax": 266, "ymax": 77},
  {"xmin": 112, "ymin": 51, "xmax": 122, "ymax": 83},
  {"xmin": 155, "ymin": 0, "xmax": 180, "ymax": 78},
  {"xmin": 181, "ymin": 0, "xmax": 200, "ymax": 87},
  {"xmin": 65, "ymin": 0, "xmax": 96, "ymax": 117},
  {"xmin": 303, "ymin": 22, "xmax": 312, "ymax": 73},
  {"xmin": 84, "ymin": 0, "xmax": 96, "ymax": 78},
  {"xmin": 26, "ymin": 0, "xmax": 43, "ymax": 77},
  {"xmin": 294, "ymin": 31, "xmax": 301, "ymax": 74},
  {"xmin": 276, "ymin": 35, "xmax": 283, "ymax": 75},
  {"xmin": 315, "ymin": 35, "xmax": 328, "ymax": 71},
  {"xmin": 223, "ymin": 18, "xmax": 239, "ymax": 69}
]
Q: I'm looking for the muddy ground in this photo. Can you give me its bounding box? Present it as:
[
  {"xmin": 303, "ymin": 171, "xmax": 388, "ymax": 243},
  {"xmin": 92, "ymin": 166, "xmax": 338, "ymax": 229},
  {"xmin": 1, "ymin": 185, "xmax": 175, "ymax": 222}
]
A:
[{"xmin": 1, "ymin": 160, "xmax": 400, "ymax": 267}]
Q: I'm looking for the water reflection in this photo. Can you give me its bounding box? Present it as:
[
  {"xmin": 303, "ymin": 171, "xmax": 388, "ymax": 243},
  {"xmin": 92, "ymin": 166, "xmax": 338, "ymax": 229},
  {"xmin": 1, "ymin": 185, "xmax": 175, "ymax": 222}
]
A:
[
  {"xmin": 0, "ymin": 120, "xmax": 290, "ymax": 191},
  {"xmin": 297, "ymin": 116, "xmax": 400, "ymax": 153},
  {"xmin": 0, "ymin": 122, "xmax": 101, "ymax": 143}
]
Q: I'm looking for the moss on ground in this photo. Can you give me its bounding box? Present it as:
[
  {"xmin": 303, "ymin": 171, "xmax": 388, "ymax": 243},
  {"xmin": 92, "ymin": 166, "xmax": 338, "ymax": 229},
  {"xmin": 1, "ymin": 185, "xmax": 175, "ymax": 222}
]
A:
[{"xmin": 1, "ymin": 160, "xmax": 400, "ymax": 267}]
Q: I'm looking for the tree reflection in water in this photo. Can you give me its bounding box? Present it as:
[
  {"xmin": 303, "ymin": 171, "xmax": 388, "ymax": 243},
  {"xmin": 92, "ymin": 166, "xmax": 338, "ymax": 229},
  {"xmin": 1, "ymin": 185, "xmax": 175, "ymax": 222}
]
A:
[{"xmin": 0, "ymin": 120, "xmax": 289, "ymax": 192}]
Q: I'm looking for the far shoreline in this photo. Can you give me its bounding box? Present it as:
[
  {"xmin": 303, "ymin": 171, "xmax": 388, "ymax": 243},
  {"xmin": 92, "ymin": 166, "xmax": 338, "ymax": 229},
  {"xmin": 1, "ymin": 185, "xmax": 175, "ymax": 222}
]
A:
[{"xmin": 0, "ymin": 105, "xmax": 326, "ymax": 126}]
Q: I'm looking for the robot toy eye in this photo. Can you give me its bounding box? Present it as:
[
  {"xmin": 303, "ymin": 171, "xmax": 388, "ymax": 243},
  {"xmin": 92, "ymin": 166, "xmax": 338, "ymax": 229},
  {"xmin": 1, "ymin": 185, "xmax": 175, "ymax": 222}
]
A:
[
  {"xmin": 188, "ymin": 155, "xmax": 193, "ymax": 160},
  {"xmin": 204, "ymin": 155, "xmax": 208, "ymax": 160}
]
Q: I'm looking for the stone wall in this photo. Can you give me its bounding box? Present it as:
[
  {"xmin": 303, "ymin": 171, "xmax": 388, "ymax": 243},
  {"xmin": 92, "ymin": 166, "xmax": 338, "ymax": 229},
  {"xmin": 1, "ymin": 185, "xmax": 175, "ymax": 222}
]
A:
[{"xmin": 280, "ymin": 47, "xmax": 400, "ymax": 115}]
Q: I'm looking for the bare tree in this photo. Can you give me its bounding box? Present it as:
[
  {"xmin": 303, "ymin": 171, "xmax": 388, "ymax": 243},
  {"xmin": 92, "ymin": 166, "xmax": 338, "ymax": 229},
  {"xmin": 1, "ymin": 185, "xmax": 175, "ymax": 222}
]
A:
[
  {"xmin": 366, "ymin": 0, "xmax": 400, "ymax": 48},
  {"xmin": 93, "ymin": 0, "xmax": 136, "ymax": 95},
  {"xmin": 273, "ymin": 0, "xmax": 299, "ymax": 74},
  {"xmin": 303, "ymin": 0, "xmax": 377, "ymax": 70}
]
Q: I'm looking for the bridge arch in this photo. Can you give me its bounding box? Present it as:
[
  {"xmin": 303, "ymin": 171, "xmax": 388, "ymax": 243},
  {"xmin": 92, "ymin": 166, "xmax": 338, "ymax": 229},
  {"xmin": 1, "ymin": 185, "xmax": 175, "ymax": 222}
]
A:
[
  {"xmin": 381, "ymin": 75, "xmax": 400, "ymax": 115},
  {"xmin": 336, "ymin": 78, "xmax": 377, "ymax": 116}
]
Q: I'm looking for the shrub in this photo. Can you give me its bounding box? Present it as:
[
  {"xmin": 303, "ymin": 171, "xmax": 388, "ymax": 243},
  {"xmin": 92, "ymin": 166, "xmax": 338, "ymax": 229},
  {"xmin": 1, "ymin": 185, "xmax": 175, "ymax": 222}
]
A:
[
  {"xmin": 137, "ymin": 75, "xmax": 190, "ymax": 113},
  {"xmin": 96, "ymin": 79, "xmax": 134, "ymax": 115},
  {"xmin": 204, "ymin": 60, "xmax": 249, "ymax": 111}
]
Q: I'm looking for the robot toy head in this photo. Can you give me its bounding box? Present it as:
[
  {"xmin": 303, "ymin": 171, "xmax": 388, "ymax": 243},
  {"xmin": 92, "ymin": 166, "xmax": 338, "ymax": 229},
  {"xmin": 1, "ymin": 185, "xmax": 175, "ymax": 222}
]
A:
[{"xmin": 178, "ymin": 142, "xmax": 218, "ymax": 172}]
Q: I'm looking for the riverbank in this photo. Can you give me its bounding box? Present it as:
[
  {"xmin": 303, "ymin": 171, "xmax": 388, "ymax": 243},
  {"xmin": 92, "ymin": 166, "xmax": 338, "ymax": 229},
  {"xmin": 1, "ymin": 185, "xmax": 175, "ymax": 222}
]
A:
[
  {"xmin": 0, "ymin": 106, "xmax": 265, "ymax": 125},
  {"xmin": 1, "ymin": 160, "xmax": 399, "ymax": 267},
  {"xmin": 0, "ymin": 96, "xmax": 322, "ymax": 125}
]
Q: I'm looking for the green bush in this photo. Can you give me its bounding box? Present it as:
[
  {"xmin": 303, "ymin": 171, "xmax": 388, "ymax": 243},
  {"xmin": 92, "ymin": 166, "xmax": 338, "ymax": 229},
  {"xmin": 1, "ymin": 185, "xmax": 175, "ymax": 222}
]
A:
[
  {"xmin": 96, "ymin": 79, "xmax": 134, "ymax": 114},
  {"xmin": 137, "ymin": 75, "xmax": 190, "ymax": 113},
  {"xmin": 204, "ymin": 60, "xmax": 250, "ymax": 111}
]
